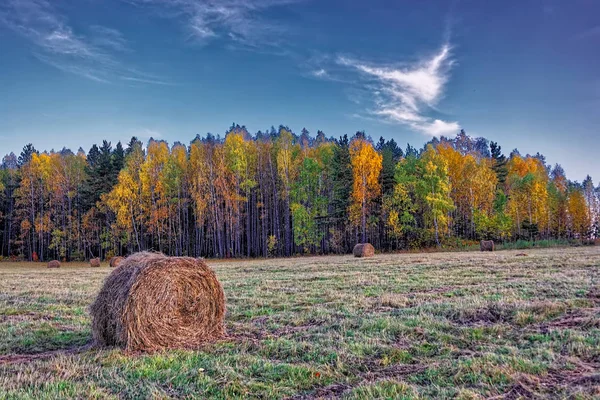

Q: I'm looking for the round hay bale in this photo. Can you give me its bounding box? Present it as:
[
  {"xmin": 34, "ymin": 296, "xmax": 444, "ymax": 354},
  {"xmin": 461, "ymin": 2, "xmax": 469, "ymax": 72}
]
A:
[
  {"xmin": 47, "ymin": 260, "xmax": 61, "ymax": 268},
  {"xmin": 90, "ymin": 252, "xmax": 226, "ymax": 351},
  {"xmin": 480, "ymin": 240, "xmax": 495, "ymax": 252},
  {"xmin": 109, "ymin": 256, "xmax": 124, "ymax": 268},
  {"xmin": 353, "ymin": 243, "xmax": 375, "ymax": 258},
  {"xmin": 90, "ymin": 258, "xmax": 101, "ymax": 268}
]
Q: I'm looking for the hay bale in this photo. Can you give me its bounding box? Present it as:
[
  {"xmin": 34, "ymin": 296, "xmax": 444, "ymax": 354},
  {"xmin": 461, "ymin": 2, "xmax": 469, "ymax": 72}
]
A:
[
  {"xmin": 480, "ymin": 240, "xmax": 495, "ymax": 252},
  {"xmin": 90, "ymin": 258, "xmax": 101, "ymax": 268},
  {"xmin": 47, "ymin": 260, "xmax": 61, "ymax": 268},
  {"xmin": 90, "ymin": 252, "xmax": 225, "ymax": 351},
  {"xmin": 353, "ymin": 243, "xmax": 375, "ymax": 257},
  {"xmin": 109, "ymin": 256, "xmax": 124, "ymax": 268}
]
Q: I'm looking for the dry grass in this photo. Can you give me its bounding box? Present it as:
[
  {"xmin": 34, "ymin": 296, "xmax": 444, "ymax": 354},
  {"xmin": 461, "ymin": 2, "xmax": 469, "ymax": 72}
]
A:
[{"xmin": 0, "ymin": 247, "xmax": 599, "ymax": 399}]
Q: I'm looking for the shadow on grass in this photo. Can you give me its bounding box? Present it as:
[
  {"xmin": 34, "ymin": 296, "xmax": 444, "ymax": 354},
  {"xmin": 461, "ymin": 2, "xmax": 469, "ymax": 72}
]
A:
[
  {"xmin": 0, "ymin": 342, "xmax": 93, "ymax": 365},
  {"xmin": 0, "ymin": 324, "xmax": 92, "ymax": 362}
]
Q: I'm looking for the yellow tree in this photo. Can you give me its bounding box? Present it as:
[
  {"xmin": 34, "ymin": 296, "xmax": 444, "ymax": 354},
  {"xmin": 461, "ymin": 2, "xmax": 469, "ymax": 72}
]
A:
[
  {"xmin": 163, "ymin": 143, "xmax": 188, "ymax": 255},
  {"xmin": 548, "ymin": 165, "xmax": 568, "ymax": 238},
  {"xmin": 140, "ymin": 140, "xmax": 170, "ymax": 250},
  {"xmin": 104, "ymin": 142, "xmax": 144, "ymax": 250},
  {"xmin": 437, "ymin": 144, "xmax": 496, "ymax": 238},
  {"xmin": 506, "ymin": 156, "xmax": 549, "ymax": 238},
  {"xmin": 567, "ymin": 188, "xmax": 590, "ymax": 241},
  {"xmin": 224, "ymin": 131, "xmax": 257, "ymax": 256},
  {"xmin": 349, "ymin": 137, "xmax": 382, "ymax": 243},
  {"xmin": 276, "ymin": 128, "xmax": 301, "ymax": 255},
  {"xmin": 15, "ymin": 153, "xmax": 45, "ymax": 259},
  {"xmin": 46, "ymin": 151, "xmax": 87, "ymax": 260},
  {"xmin": 188, "ymin": 140, "xmax": 210, "ymax": 236},
  {"xmin": 188, "ymin": 138, "xmax": 227, "ymax": 256}
]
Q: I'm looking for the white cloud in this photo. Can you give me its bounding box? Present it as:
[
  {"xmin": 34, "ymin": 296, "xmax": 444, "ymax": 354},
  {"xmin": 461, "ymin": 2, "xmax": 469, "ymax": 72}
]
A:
[
  {"xmin": 413, "ymin": 119, "xmax": 460, "ymax": 136},
  {"xmin": 312, "ymin": 68, "xmax": 327, "ymax": 78},
  {"xmin": 0, "ymin": 0, "xmax": 167, "ymax": 84},
  {"xmin": 374, "ymin": 108, "xmax": 425, "ymax": 123},
  {"xmin": 338, "ymin": 44, "xmax": 460, "ymax": 137}
]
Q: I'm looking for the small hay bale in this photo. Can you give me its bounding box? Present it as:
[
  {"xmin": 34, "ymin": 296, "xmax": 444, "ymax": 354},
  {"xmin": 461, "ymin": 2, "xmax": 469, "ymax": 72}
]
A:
[
  {"xmin": 353, "ymin": 243, "xmax": 375, "ymax": 258},
  {"xmin": 480, "ymin": 240, "xmax": 495, "ymax": 252},
  {"xmin": 90, "ymin": 258, "xmax": 101, "ymax": 268},
  {"xmin": 90, "ymin": 252, "xmax": 226, "ymax": 351},
  {"xmin": 109, "ymin": 256, "xmax": 124, "ymax": 268},
  {"xmin": 47, "ymin": 260, "xmax": 61, "ymax": 268}
]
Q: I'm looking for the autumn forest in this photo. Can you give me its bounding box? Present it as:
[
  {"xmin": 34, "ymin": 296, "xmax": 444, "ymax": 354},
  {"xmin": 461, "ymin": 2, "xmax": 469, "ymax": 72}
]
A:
[{"xmin": 0, "ymin": 126, "xmax": 597, "ymax": 261}]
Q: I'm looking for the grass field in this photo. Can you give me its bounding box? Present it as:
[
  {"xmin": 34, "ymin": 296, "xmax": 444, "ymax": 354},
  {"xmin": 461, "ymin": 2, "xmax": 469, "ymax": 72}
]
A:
[{"xmin": 1, "ymin": 247, "xmax": 599, "ymax": 399}]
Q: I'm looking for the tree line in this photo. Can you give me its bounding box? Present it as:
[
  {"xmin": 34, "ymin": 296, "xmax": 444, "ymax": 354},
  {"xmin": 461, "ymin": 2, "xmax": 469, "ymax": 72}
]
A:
[{"xmin": 0, "ymin": 126, "xmax": 598, "ymax": 261}]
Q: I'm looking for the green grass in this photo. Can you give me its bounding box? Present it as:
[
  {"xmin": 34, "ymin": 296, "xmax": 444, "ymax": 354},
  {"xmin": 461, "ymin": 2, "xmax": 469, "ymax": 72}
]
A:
[
  {"xmin": 0, "ymin": 247, "xmax": 599, "ymax": 399},
  {"xmin": 498, "ymin": 238, "xmax": 572, "ymax": 250}
]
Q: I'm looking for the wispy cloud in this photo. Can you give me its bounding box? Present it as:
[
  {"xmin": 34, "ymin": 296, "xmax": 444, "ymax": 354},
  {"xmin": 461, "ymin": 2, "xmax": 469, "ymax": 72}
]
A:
[
  {"xmin": 89, "ymin": 25, "xmax": 130, "ymax": 52},
  {"xmin": 337, "ymin": 44, "xmax": 460, "ymax": 136},
  {"xmin": 135, "ymin": 128, "xmax": 162, "ymax": 140},
  {"xmin": 120, "ymin": 76, "xmax": 174, "ymax": 86},
  {"xmin": 125, "ymin": 0, "xmax": 299, "ymax": 47},
  {"xmin": 0, "ymin": 0, "xmax": 168, "ymax": 84}
]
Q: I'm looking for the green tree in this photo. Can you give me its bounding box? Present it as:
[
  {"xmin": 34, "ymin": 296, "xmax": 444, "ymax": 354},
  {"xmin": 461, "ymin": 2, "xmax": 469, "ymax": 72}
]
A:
[
  {"xmin": 418, "ymin": 145, "xmax": 455, "ymax": 247},
  {"xmin": 490, "ymin": 141, "xmax": 508, "ymax": 187},
  {"xmin": 330, "ymin": 135, "xmax": 352, "ymax": 248}
]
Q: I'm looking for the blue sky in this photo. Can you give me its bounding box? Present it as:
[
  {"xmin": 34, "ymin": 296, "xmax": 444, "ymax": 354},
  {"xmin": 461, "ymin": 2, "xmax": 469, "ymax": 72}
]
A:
[{"xmin": 0, "ymin": 0, "xmax": 598, "ymax": 182}]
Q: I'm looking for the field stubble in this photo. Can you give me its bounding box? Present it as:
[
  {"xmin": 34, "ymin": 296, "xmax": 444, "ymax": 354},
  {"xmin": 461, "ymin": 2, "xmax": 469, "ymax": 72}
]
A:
[{"xmin": 0, "ymin": 247, "xmax": 599, "ymax": 399}]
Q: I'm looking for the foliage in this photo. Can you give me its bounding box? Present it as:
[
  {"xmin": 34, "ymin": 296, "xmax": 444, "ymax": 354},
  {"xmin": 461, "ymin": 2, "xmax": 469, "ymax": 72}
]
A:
[
  {"xmin": 0, "ymin": 128, "xmax": 597, "ymax": 259},
  {"xmin": 349, "ymin": 137, "xmax": 382, "ymax": 243}
]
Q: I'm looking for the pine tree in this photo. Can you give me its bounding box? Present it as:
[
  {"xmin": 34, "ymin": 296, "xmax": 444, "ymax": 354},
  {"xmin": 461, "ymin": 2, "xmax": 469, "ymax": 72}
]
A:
[
  {"xmin": 315, "ymin": 130, "xmax": 327, "ymax": 145},
  {"xmin": 126, "ymin": 137, "xmax": 143, "ymax": 156},
  {"xmin": 377, "ymin": 137, "xmax": 403, "ymax": 196},
  {"xmin": 490, "ymin": 141, "xmax": 508, "ymax": 186},
  {"xmin": 0, "ymin": 153, "xmax": 19, "ymax": 256},
  {"xmin": 331, "ymin": 135, "xmax": 352, "ymax": 221},
  {"xmin": 405, "ymin": 143, "xmax": 418, "ymax": 158},
  {"xmin": 18, "ymin": 144, "xmax": 37, "ymax": 167},
  {"xmin": 112, "ymin": 142, "xmax": 125, "ymax": 182},
  {"xmin": 97, "ymin": 141, "xmax": 115, "ymax": 195}
]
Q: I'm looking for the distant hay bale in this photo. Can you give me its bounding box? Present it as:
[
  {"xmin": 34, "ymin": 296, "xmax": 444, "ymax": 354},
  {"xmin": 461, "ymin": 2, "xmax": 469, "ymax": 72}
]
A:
[
  {"xmin": 90, "ymin": 258, "xmax": 101, "ymax": 268},
  {"xmin": 47, "ymin": 260, "xmax": 61, "ymax": 268},
  {"xmin": 480, "ymin": 240, "xmax": 495, "ymax": 252},
  {"xmin": 353, "ymin": 243, "xmax": 375, "ymax": 258},
  {"xmin": 90, "ymin": 252, "xmax": 226, "ymax": 351},
  {"xmin": 109, "ymin": 256, "xmax": 124, "ymax": 268}
]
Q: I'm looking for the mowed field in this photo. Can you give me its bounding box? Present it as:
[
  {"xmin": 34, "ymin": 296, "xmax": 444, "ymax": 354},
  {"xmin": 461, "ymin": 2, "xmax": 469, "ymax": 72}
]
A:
[{"xmin": 1, "ymin": 248, "xmax": 599, "ymax": 399}]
